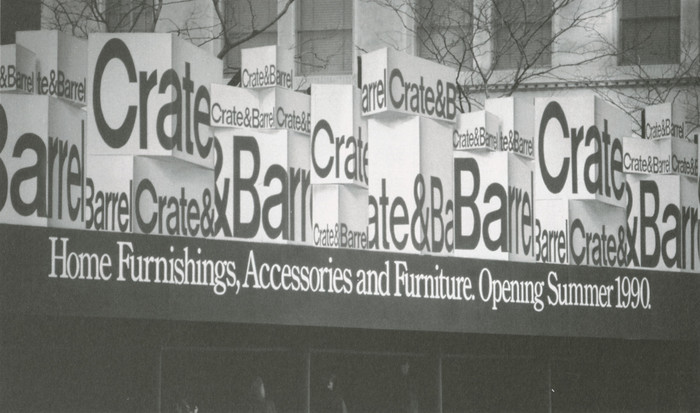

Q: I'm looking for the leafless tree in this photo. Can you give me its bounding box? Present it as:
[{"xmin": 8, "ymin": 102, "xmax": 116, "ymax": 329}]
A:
[
  {"xmin": 41, "ymin": 0, "xmax": 164, "ymax": 35},
  {"xmin": 40, "ymin": 0, "xmax": 295, "ymax": 63},
  {"xmin": 211, "ymin": 0, "xmax": 294, "ymax": 60},
  {"xmin": 583, "ymin": 21, "xmax": 700, "ymax": 139},
  {"xmin": 373, "ymin": 0, "xmax": 618, "ymax": 112}
]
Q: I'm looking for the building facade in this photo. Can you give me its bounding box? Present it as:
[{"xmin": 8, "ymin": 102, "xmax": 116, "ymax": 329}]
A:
[{"xmin": 0, "ymin": 0, "xmax": 699, "ymax": 412}]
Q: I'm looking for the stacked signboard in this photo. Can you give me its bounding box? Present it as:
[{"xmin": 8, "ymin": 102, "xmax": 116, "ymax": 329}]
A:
[
  {"xmin": 85, "ymin": 33, "xmax": 221, "ymax": 238},
  {"xmin": 0, "ymin": 42, "xmax": 35, "ymax": 94},
  {"xmin": 361, "ymin": 48, "xmax": 458, "ymax": 256},
  {"xmin": 624, "ymin": 102, "xmax": 699, "ymax": 272},
  {"xmin": 0, "ymin": 30, "xmax": 699, "ymax": 276},
  {"xmin": 0, "ymin": 31, "xmax": 86, "ymax": 229},
  {"xmin": 451, "ymin": 97, "xmax": 536, "ymax": 262},
  {"xmin": 534, "ymin": 96, "xmax": 632, "ymax": 268},
  {"xmin": 210, "ymin": 45, "xmax": 312, "ymax": 244},
  {"xmin": 310, "ymin": 83, "xmax": 368, "ymax": 249}
]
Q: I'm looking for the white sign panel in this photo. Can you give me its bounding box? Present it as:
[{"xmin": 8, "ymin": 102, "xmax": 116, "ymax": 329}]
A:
[
  {"xmin": 312, "ymin": 184, "xmax": 369, "ymax": 249},
  {"xmin": 534, "ymin": 199, "xmax": 570, "ymax": 265},
  {"xmin": 258, "ymin": 87, "xmax": 311, "ymax": 134},
  {"xmin": 453, "ymin": 111, "xmax": 500, "ymax": 151},
  {"xmin": 16, "ymin": 30, "xmax": 87, "ymax": 106},
  {"xmin": 0, "ymin": 94, "xmax": 85, "ymax": 228},
  {"xmin": 212, "ymin": 129, "xmax": 312, "ymax": 243},
  {"xmin": 210, "ymin": 85, "xmax": 311, "ymax": 134},
  {"xmin": 368, "ymin": 116, "xmax": 454, "ymax": 255},
  {"xmin": 568, "ymin": 200, "xmax": 627, "ymax": 268},
  {"xmin": 644, "ymin": 101, "xmax": 685, "ymax": 140},
  {"xmin": 535, "ymin": 95, "xmax": 631, "ymax": 208},
  {"xmin": 623, "ymin": 136, "xmax": 697, "ymax": 178},
  {"xmin": 310, "ymin": 84, "xmax": 368, "ymax": 186},
  {"xmin": 210, "ymin": 83, "xmax": 259, "ymax": 128},
  {"xmin": 625, "ymin": 174, "xmax": 699, "ymax": 272},
  {"xmin": 453, "ymin": 152, "xmax": 535, "ymax": 262},
  {"xmin": 84, "ymin": 155, "xmax": 133, "ymax": 233},
  {"xmin": 485, "ymin": 97, "xmax": 535, "ymax": 159},
  {"xmin": 360, "ymin": 48, "xmax": 458, "ymax": 122},
  {"xmin": 132, "ymin": 156, "xmax": 215, "ymax": 237},
  {"xmin": 241, "ymin": 45, "xmax": 293, "ymax": 89},
  {"xmin": 88, "ymin": 33, "xmax": 222, "ymax": 169},
  {"xmin": 0, "ymin": 44, "xmax": 35, "ymax": 94}
]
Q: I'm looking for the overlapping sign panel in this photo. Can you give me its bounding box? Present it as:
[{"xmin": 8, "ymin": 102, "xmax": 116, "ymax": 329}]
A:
[{"xmin": 0, "ymin": 32, "xmax": 699, "ymax": 339}]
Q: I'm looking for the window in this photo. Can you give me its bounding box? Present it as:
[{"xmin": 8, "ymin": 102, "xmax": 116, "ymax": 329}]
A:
[
  {"xmin": 619, "ymin": 0, "xmax": 680, "ymax": 65},
  {"xmin": 1, "ymin": 0, "xmax": 40, "ymax": 44},
  {"xmin": 443, "ymin": 356, "xmax": 546, "ymax": 411},
  {"xmin": 417, "ymin": 0, "xmax": 473, "ymax": 68},
  {"xmin": 310, "ymin": 353, "xmax": 439, "ymax": 412},
  {"xmin": 162, "ymin": 348, "xmax": 306, "ymax": 412},
  {"xmin": 297, "ymin": 0, "xmax": 352, "ymax": 75},
  {"xmin": 104, "ymin": 0, "xmax": 156, "ymax": 32},
  {"xmin": 492, "ymin": 0, "xmax": 552, "ymax": 70},
  {"xmin": 224, "ymin": 0, "xmax": 278, "ymax": 73}
]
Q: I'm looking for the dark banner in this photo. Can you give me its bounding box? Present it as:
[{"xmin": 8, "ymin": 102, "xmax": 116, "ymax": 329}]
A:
[{"xmin": 1, "ymin": 224, "xmax": 697, "ymax": 340}]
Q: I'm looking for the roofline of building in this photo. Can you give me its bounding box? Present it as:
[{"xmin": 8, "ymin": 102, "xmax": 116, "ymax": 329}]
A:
[{"xmin": 464, "ymin": 76, "xmax": 700, "ymax": 93}]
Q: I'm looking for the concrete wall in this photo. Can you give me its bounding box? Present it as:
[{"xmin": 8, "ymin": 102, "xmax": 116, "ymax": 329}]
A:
[
  {"xmin": 37, "ymin": 0, "xmax": 700, "ymax": 117},
  {"xmin": 351, "ymin": 0, "xmax": 700, "ymax": 85}
]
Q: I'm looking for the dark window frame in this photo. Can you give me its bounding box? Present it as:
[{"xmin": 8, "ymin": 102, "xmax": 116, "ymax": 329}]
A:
[
  {"xmin": 104, "ymin": 0, "xmax": 156, "ymax": 33},
  {"xmin": 224, "ymin": 0, "xmax": 279, "ymax": 74},
  {"xmin": 296, "ymin": 0, "xmax": 353, "ymax": 76},
  {"xmin": 1, "ymin": 0, "xmax": 41, "ymax": 45},
  {"xmin": 618, "ymin": 0, "xmax": 681, "ymax": 66},
  {"xmin": 491, "ymin": 0, "xmax": 553, "ymax": 71},
  {"xmin": 416, "ymin": 0, "xmax": 474, "ymax": 69}
]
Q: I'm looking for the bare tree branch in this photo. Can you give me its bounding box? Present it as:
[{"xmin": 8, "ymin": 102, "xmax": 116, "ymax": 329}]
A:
[
  {"xmin": 374, "ymin": 0, "xmax": 619, "ymax": 111},
  {"xmin": 42, "ymin": 0, "xmax": 297, "ymax": 64},
  {"xmin": 215, "ymin": 0, "xmax": 296, "ymax": 60},
  {"xmin": 584, "ymin": 20, "xmax": 700, "ymax": 138}
]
